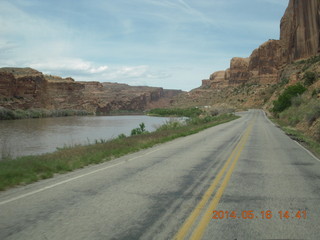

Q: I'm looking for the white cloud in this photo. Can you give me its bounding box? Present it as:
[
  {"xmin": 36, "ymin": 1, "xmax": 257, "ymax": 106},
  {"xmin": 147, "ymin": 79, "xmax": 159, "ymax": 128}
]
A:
[
  {"xmin": 29, "ymin": 58, "xmax": 107, "ymax": 75},
  {"xmin": 27, "ymin": 57, "xmax": 170, "ymax": 85}
]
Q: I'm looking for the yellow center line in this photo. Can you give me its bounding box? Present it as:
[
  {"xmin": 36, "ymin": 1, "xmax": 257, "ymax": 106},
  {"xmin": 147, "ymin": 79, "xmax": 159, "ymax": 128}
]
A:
[
  {"xmin": 174, "ymin": 122, "xmax": 254, "ymax": 240},
  {"xmin": 190, "ymin": 123, "xmax": 253, "ymax": 240}
]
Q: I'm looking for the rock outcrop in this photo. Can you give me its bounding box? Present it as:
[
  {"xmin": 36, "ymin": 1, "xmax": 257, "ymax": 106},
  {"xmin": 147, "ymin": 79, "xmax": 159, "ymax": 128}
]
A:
[
  {"xmin": 202, "ymin": 70, "xmax": 229, "ymax": 89},
  {"xmin": 248, "ymin": 40, "xmax": 283, "ymax": 84},
  {"xmin": 229, "ymin": 57, "xmax": 250, "ymax": 85},
  {"xmin": 280, "ymin": 0, "xmax": 320, "ymax": 63},
  {"xmin": 0, "ymin": 68, "xmax": 182, "ymax": 114},
  {"xmin": 201, "ymin": 0, "xmax": 320, "ymax": 89}
]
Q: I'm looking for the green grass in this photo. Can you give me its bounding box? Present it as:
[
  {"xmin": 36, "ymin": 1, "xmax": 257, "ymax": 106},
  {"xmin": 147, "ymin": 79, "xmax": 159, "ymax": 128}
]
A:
[
  {"xmin": 147, "ymin": 107, "xmax": 203, "ymax": 117},
  {"xmin": 0, "ymin": 113, "xmax": 239, "ymax": 191}
]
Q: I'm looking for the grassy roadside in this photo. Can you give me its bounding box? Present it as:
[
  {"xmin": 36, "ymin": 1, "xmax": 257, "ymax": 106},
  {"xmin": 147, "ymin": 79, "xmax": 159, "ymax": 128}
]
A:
[
  {"xmin": 0, "ymin": 113, "xmax": 239, "ymax": 191},
  {"xmin": 269, "ymin": 117, "xmax": 320, "ymax": 159}
]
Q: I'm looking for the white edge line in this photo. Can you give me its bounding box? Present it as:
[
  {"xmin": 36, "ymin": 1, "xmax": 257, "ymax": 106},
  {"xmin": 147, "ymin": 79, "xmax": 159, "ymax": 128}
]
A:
[
  {"xmin": 293, "ymin": 140, "xmax": 320, "ymax": 163},
  {"xmin": 262, "ymin": 110, "xmax": 320, "ymax": 163},
  {"xmin": 0, "ymin": 148, "xmax": 160, "ymax": 206}
]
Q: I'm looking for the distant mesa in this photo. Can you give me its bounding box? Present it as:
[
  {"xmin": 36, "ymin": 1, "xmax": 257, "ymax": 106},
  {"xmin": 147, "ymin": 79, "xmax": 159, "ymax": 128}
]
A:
[{"xmin": 0, "ymin": 67, "xmax": 183, "ymax": 114}]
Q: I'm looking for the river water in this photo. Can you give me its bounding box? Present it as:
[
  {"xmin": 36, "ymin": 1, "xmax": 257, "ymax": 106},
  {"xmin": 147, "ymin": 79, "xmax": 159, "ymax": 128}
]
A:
[{"xmin": 0, "ymin": 115, "xmax": 174, "ymax": 159}]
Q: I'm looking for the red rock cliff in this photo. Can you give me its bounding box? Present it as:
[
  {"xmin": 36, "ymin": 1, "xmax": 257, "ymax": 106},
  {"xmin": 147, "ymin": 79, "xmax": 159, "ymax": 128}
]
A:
[
  {"xmin": 201, "ymin": 0, "xmax": 320, "ymax": 89},
  {"xmin": 280, "ymin": 0, "xmax": 320, "ymax": 63},
  {"xmin": 0, "ymin": 68, "xmax": 182, "ymax": 113}
]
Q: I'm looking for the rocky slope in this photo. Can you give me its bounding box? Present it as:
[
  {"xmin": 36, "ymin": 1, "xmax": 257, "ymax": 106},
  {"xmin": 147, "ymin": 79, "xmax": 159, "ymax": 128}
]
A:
[
  {"xmin": 174, "ymin": 0, "xmax": 319, "ymax": 109},
  {"xmin": 0, "ymin": 68, "xmax": 182, "ymax": 114}
]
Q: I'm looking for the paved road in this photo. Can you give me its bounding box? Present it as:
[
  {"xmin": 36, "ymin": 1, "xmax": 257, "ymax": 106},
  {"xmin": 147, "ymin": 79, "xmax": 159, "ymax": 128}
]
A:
[{"xmin": 0, "ymin": 110, "xmax": 319, "ymax": 240}]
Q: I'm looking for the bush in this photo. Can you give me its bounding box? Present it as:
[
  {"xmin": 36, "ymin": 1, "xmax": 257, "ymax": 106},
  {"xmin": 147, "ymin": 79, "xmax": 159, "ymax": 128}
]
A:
[
  {"xmin": 0, "ymin": 108, "xmax": 15, "ymax": 120},
  {"xmin": 304, "ymin": 71, "xmax": 317, "ymax": 86},
  {"xmin": 280, "ymin": 77, "xmax": 289, "ymax": 86},
  {"xmin": 312, "ymin": 89, "xmax": 318, "ymax": 97},
  {"xmin": 156, "ymin": 120, "xmax": 184, "ymax": 131},
  {"xmin": 131, "ymin": 123, "xmax": 148, "ymax": 136},
  {"xmin": 117, "ymin": 134, "xmax": 126, "ymax": 139},
  {"xmin": 273, "ymin": 83, "xmax": 306, "ymax": 113}
]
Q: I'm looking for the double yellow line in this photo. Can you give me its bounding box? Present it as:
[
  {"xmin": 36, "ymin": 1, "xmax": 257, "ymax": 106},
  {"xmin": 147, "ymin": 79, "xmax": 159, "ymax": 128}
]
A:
[{"xmin": 174, "ymin": 122, "xmax": 254, "ymax": 240}]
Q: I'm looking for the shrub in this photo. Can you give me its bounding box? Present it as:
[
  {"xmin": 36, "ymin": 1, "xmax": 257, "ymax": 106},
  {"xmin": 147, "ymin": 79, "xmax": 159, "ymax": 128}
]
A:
[
  {"xmin": 312, "ymin": 89, "xmax": 318, "ymax": 97},
  {"xmin": 156, "ymin": 120, "xmax": 184, "ymax": 131},
  {"xmin": 272, "ymin": 83, "xmax": 306, "ymax": 113},
  {"xmin": 303, "ymin": 71, "xmax": 317, "ymax": 86},
  {"xmin": 131, "ymin": 123, "xmax": 148, "ymax": 136},
  {"xmin": 0, "ymin": 108, "xmax": 15, "ymax": 120},
  {"xmin": 117, "ymin": 134, "xmax": 126, "ymax": 139},
  {"xmin": 288, "ymin": 116, "xmax": 301, "ymax": 126},
  {"xmin": 280, "ymin": 77, "xmax": 289, "ymax": 86}
]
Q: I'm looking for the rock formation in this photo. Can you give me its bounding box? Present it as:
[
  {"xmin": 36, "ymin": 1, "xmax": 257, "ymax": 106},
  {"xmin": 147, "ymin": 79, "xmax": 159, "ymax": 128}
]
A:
[
  {"xmin": 248, "ymin": 40, "xmax": 283, "ymax": 84},
  {"xmin": 201, "ymin": 0, "xmax": 320, "ymax": 89},
  {"xmin": 280, "ymin": 0, "xmax": 320, "ymax": 63},
  {"xmin": 0, "ymin": 68, "xmax": 182, "ymax": 114},
  {"xmin": 229, "ymin": 57, "xmax": 250, "ymax": 85}
]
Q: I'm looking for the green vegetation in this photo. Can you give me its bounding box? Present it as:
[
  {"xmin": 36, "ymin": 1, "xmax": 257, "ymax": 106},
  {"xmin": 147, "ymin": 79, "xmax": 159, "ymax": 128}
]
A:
[
  {"xmin": 0, "ymin": 113, "xmax": 238, "ymax": 191},
  {"xmin": 303, "ymin": 71, "xmax": 317, "ymax": 86},
  {"xmin": 131, "ymin": 122, "xmax": 148, "ymax": 136},
  {"xmin": 0, "ymin": 107, "xmax": 93, "ymax": 120},
  {"xmin": 102, "ymin": 110, "xmax": 144, "ymax": 116},
  {"xmin": 277, "ymin": 96, "xmax": 320, "ymax": 127},
  {"xmin": 272, "ymin": 83, "xmax": 306, "ymax": 113},
  {"xmin": 147, "ymin": 107, "xmax": 203, "ymax": 117},
  {"xmin": 295, "ymin": 55, "xmax": 320, "ymax": 71}
]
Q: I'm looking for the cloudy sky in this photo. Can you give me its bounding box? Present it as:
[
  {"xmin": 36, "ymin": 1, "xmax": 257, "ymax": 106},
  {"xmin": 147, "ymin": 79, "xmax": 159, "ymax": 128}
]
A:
[{"xmin": 0, "ymin": 0, "xmax": 289, "ymax": 91}]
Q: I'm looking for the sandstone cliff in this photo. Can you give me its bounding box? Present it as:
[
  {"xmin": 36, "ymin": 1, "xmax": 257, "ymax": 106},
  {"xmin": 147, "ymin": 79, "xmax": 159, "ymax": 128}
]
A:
[
  {"xmin": 200, "ymin": 0, "xmax": 319, "ymax": 90},
  {"xmin": 0, "ymin": 68, "xmax": 182, "ymax": 114},
  {"xmin": 173, "ymin": 0, "xmax": 320, "ymax": 112},
  {"xmin": 280, "ymin": 0, "xmax": 320, "ymax": 63}
]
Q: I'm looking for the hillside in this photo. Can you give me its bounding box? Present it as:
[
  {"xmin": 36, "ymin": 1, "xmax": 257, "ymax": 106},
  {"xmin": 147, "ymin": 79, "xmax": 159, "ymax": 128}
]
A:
[{"xmin": 173, "ymin": 0, "xmax": 319, "ymax": 143}]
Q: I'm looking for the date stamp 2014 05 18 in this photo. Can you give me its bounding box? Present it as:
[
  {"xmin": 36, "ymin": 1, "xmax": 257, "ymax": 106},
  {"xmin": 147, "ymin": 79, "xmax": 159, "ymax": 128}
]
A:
[{"xmin": 212, "ymin": 210, "xmax": 307, "ymax": 220}]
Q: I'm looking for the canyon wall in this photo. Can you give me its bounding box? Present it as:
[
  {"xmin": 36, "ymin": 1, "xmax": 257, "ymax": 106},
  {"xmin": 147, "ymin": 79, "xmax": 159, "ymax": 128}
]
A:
[
  {"xmin": 201, "ymin": 0, "xmax": 320, "ymax": 89},
  {"xmin": 280, "ymin": 0, "xmax": 320, "ymax": 63},
  {"xmin": 0, "ymin": 68, "xmax": 182, "ymax": 113}
]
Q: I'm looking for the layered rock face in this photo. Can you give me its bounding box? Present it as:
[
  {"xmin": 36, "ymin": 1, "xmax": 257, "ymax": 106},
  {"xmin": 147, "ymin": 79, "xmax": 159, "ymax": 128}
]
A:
[
  {"xmin": 229, "ymin": 57, "xmax": 250, "ymax": 84},
  {"xmin": 248, "ymin": 40, "xmax": 283, "ymax": 84},
  {"xmin": 202, "ymin": 70, "xmax": 229, "ymax": 88},
  {"xmin": 201, "ymin": 0, "xmax": 320, "ymax": 89},
  {"xmin": 280, "ymin": 0, "xmax": 320, "ymax": 63},
  {"xmin": 0, "ymin": 68, "xmax": 182, "ymax": 113}
]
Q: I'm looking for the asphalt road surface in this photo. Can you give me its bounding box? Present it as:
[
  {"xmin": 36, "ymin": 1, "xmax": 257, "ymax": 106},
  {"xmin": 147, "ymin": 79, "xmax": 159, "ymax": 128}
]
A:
[{"xmin": 0, "ymin": 110, "xmax": 319, "ymax": 240}]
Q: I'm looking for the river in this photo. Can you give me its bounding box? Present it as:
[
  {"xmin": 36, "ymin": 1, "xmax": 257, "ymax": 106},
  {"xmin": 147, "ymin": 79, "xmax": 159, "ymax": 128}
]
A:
[{"xmin": 0, "ymin": 115, "xmax": 174, "ymax": 159}]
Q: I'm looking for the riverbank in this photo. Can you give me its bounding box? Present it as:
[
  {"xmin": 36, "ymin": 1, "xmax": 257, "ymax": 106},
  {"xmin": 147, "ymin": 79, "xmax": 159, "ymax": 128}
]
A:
[
  {"xmin": 0, "ymin": 107, "xmax": 93, "ymax": 120},
  {"xmin": 0, "ymin": 113, "xmax": 238, "ymax": 191}
]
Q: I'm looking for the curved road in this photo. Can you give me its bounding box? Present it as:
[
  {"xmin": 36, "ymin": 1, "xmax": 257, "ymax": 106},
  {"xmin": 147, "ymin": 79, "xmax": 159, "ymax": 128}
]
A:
[{"xmin": 0, "ymin": 110, "xmax": 319, "ymax": 239}]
